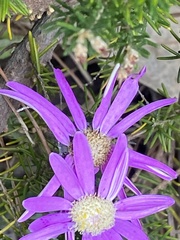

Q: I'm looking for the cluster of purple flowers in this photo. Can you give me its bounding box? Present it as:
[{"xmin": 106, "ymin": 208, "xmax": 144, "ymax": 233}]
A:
[{"xmin": 0, "ymin": 64, "xmax": 177, "ymax": 240}]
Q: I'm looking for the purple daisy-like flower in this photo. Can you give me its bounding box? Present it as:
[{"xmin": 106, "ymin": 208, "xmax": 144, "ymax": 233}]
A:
[
  {"xmin": 0, "ymin": 65, "xmax": 177, "ymax": 181},
  {"xmin": 19, "ymin": 132, "xmax": 174, "ymax": 240},
  {"xmin": 0, "ymin": 65, "xmax": 177, "ymax": 222}
]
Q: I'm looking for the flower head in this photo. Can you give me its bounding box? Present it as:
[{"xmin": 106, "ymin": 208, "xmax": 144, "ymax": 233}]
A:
[
  {"xmin": 0, "ymin": 65, "xmax": 177, "ymax": 222},
  {"xmin": 19, "ymin": 132, "xmax": 174, "ymax": 240},
  {"xmin": 0, "ymin": 65, "xmax": 177, "ymax": 181}
]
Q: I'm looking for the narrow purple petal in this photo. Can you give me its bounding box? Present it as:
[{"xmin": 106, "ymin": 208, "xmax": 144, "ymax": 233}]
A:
[
  {"xmin": 92, "ymin": 64, "xmax": 120, "ymax": 130},
  {"xmin": 131, "ymin": 219, "xmax": 143, "ymax": 229},
  {"xmin": 19, "ymin": 222, "xmax": 73, "ymax": 240},
  {"xmin": 129, "ymin": 149, "xmax": 177, "ymax": 180},
  {"xmin": 82, "ymin": 233, "xmax": 93, "ymax": 240},
  {"xmin": 118, "ymin": 187, "xmax": 127, "ymax": 200},
  {"xmin": 108, "ymin": 98, "xmax": 177, "ymax": 138},
  {"xmin": 0, "ymin": 88, "xmax": 72, "ymax": 145},
  {"xmin": 102, "ymin": 228, "xmax": 123, "ymax": 240},
  {"xmin": 18, "ymin": 175, "xmax": 60, "ymax": 222},
  {"xmin": 64, "ymin": 189, "xmax": 75, "ymax": 202},
  {"xmin": 115, "ymin": 195, "xmax": 175, "ymax": 219},
  {"xmin": 23, "ymin": 196, "xmax": 71, "ymax": 212},
  {"xmin": 98, "ymin": 134, "xmax": 129, "ymax": 200},
  {"xmin": 124, "ymin": 177, "xmax": 142, "ymax": 195},
  {"xmin": 113, "ymin": 219, "xmax": 149, "ymax": 240},
  {"xmin": 38, "ymin": 175, "xmax": 60, "ymax": 197},
  {"xmin": 29, "ymin": 212, "xmax": 70, "ymax": 232},
  {"xmin": 73, "ymin": 132, "xmax": 94, "ymax": 194},
  {"xmin": 54, "ymin": 68, "xmax": 87, "ymax": 130},
  {"xmin": 65, "ymin": 231, "xmax": 75, "ymax": 240},
  {"xmin": 6, "ymin": 81, "xmax": 77, "ymax": 136},
  {"xmin": 92, "ymin": 234, "xmax": 104, "ymax": 240},
  {"xmin": 49, "ymin": 152, "xmax": 84, "ymax": 199},
  {"xmin": 100, "ymin": 67, "xmax": 146, "ymax": 134},
  {"xmin": 18, "ymin": 210, "xmax": 35, "ymax": 223},
  {"xmin": 106, "ymin": 150, "xmax": 128, "ymax": 201},
  {"xmin": 117, "ymin": 183, "xmax": 142, "ymax": 230},
  {"xmin": 64, "ymin": 155, "xmax": 76, "ymax": 202},
  {"xmin": 117, "ymin": 187, "xmax": 143, "ymax": 230},
  {"xmin": 65, "ymin": 154, "xmax": 74, "ymax": 167}
]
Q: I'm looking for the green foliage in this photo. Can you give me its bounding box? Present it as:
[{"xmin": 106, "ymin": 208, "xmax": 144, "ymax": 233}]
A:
[
  {"xmin": 0, "ymin": 1, "xmax": 180, "ymax": 239},
  {"xmin": 144, "ymin": 214, "xmax": 177, "ymax": 240},
  {"xmin": 139, "ymin": 84, "xmax": 180, "ymax": 152},
  {"xmin": 157, "ymin": 30, "xmax": 180, "ymax": 83},
  {"xmin": 0, "ymin": 35, "xmax": 23, "ymax": 59},
  {"xmin": 44, "ymin": 0, "xmax": 179, "ymax": 62},
  {"xmin": 0, "ymin": 111, "xmax": 55, "ymax": 238},
  {"xmin": 0, "ymin": 0, "xmax": 28, "ymax": 22},
  {"xmin": 0, "ymin": 0, "xmax": 10, "ymax": 22}
]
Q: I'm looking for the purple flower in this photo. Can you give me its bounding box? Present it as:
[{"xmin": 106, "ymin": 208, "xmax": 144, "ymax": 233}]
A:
[
  {"xmin": 19, "ymin": 132, "xmax": 175, "ymax": 240},
  {"xmin": 0, "ymin": 65, "xmax": 177, "ymax": 222},
  {"xmin": 0, "ymin": 65, "xmax": 177, "ymax": 181}
]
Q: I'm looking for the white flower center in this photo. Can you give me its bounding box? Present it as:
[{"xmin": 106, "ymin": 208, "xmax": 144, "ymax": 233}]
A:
[
  {"xmin": 70, "ymin": 195, "xmax": 115, "ymax": 235},
  {"xmin": 85, "ymin": 129, "xmax": 112, "ymax": 167}
]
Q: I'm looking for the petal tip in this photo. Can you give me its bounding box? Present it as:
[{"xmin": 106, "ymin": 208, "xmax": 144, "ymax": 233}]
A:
[{"xmin": 140, "ymin": 66, "xmax": 146, "ymax": 75}]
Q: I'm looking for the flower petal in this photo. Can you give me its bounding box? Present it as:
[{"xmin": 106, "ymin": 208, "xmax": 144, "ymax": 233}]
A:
[
  {"xmin": 49, "ymin": 152, "xmax": 84, "ymax": 199},
  {"xmin": 29, "ymin": 212, "xmax": 70, "ymax": 232},
  {"xmin": 108, "ymin": 98, "xmax": 177, "ymax": 138},
  {"xmin": 92, "ymin": 234, "xmax": 104, "ymax": 240},
  {"xmin": 118, "ymin": 187, "xmax": 127, "ymax": 200},
  {"xmin": 6, "ymin": 81, "xmax": 77, "ymax": 136},
  {"xmin": 98, "ymin": 134, "xmax": 129, "ymax": 200},
  {"xmin": 129, "ymin": 149, "xmax": 177, "ymax": 180},
  {"xmin": 115, "ymin": 195, "xmax": 175, "ymax": 219},
  {"xmin": 100, "ymin": 67, "xmax": 146, "ymax": 134},
  {"xmin": 73, "ymin": 132, "xmax": 94, "ymax": 194},
  {"xmin": 124, "ymin": 177, "xmax": 142, "ymax": 195},
  {"xmin": 65, "ymin": 231, "xmax": 75, "ymax": 240},
  {"xmin": 54, "ymin": 68, "xmax": 87, "ymax": 130},
  {"xmin": 19, "ymin": 222, "xmax": 73, "ymax": 240},
  {"xmin": 82, "ymin": 233, "xmax": 93, "ymax": 240},
  {"xmin": 92, "ymin": 232, "xmax": 108, "ymax": 240},
  {"xmin": 92, "ymin": 64, "xmax": 120, "ymax": 130},
  {"xmin": 113, "ymin": 219, "xmax": 149, "ymax": 240},
  {"xmin": 102, "ymin": 228, "xmax": 123, "ymax": 240},
  {"xmin": 18, "ymin": 175, "xmax": 60, "ymax": 222},
  {"xmin": 131, "ymin": 219, "xmax": 142, "ymax": 229},
  {"xmin": 117, "ymin": 186, "xmax": 143, "ymax": 230},
  {"xmin": 23, "ymin": 196, "xmax": 71, "ymax": 212},
  {"xmin": 64, "ymin": 155, "xmax": 76, "ymax": 202},
  {"xmin": 0, "ymin": 87, "xmax": 72, "ymax": 145},
  {"xmin": 18, "ymin": 210, "xmax": 35, "ymax": 223}
]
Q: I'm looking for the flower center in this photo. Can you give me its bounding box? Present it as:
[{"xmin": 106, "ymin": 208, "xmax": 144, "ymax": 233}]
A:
[
  {"xmin": 70, "ymin": 195, "xmax": 115, "ymax": 235},
  {"xmin": 85, "ymin": 128, "xmax": 112, "ymax": 167}
]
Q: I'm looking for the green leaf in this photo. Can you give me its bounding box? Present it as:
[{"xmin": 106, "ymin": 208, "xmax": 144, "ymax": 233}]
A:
[
  {"xmin": 161, "ymin": 44, "xmax": 180, "ymax": 57},
  {"xmin": 177, "ymin": 67, "xmax": 180, "ymax": 83},
  {"xmin": 39, "ymin": 39, "xmax": 59, "ymax": 58},
  {"xmin": 143, "ymin": 13, "xmax": 161, "ymax": 35},
  {"xmin": 170, "ymin": 29, "xmax": 180, "ymax": 43},
  {"xmin": 9, "ymin": 0, "xmax": 28, "ymax": 15},
  {"xmin": 157, "ymin": 56, "xmax": 180, "ymax": 60},
  {"xmin": 56, "ymin": 21, "xmax": 80, "ymax": 32},
  {"xmin": 0, "ymin": 0, "xmax": 9, "ymax": 22},
  {"xmin": 28, "ymin": 31, "xmax": 41, "ymax": 74}
]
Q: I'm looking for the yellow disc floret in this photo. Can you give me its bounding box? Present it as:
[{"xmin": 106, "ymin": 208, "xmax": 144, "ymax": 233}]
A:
[
  {"xmin": 70, "ymin": 195, "xmax": 115, "ymax": 235},
  {"xmin": 85, "ymin": 128, "xmax": 112, "ymax": 167}
]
